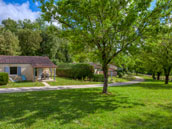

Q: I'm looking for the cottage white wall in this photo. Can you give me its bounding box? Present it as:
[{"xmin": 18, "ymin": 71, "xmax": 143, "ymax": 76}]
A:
[{"xmin": 0, "ymin": 64, "xmax": 34, "ymax": 81}]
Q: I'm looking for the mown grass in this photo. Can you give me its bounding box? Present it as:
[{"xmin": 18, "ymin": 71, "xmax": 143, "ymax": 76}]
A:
[
  {"xmin": 110, "ymin": 75, "xmax": 136, "ymax": 83},
  {"xmin": 0, "ymin": 81, "xmax": 43, "ymax": 88},
  {"xmin": 0, "ymin": 76, "xmax": 135, "ymax": 88},
  {"xmin": 47, "ymin": 77, "xmax": 103, "ymax": 86},
  {"xmin": 1, "ymin": 76, "xmax": 172, "ymax": 129},
  {"xmin": 48, "ymin": 76, "xmax": 135, "ymax": 86}
]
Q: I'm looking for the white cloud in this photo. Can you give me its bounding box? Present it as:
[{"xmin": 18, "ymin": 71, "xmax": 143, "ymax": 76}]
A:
[
  {"xmin": 52, "ymin": 21, "xmax": 62, "ymax": 28},
  {"xmin": 0, "ymin": 0, "xmax": 40, "ymax": 23}
]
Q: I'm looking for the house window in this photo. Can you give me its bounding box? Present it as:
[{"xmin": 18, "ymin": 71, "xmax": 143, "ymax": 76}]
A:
[{"xmin": 10, "ymin": 67, "xmax": 17, "ymax": 75}]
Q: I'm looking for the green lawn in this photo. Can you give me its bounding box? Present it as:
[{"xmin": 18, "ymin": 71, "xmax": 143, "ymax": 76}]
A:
[
  {"xmin": 48, "ymin": 76, "xmax": 135, "ymax": 86},
  {"xmin": 1, "ymin": 77, "xmax": 172, "ymax": 128},
  {"xmin": 0, "ymin": 76, "xmax": 135, "ymax": 88},
  {"xmin": 47, "ymin": 77, "xmax": 103, "ymax": 86},
  {"xmin": 0, "ymin": 81, "xmax": 44, "ymax": 88},
  {"xmin": 110, "ymin": 75, "xmax": 136, "ymax": 83}
]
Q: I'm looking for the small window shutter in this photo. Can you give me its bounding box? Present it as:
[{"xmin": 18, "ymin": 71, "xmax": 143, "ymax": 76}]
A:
[
  {"xmin": 4, "ymin": 67, "xmax": 10, "ymax": 74},
  {"xmin": 17, "ymin": 67, "xmax": 21, "ymax": 76}
]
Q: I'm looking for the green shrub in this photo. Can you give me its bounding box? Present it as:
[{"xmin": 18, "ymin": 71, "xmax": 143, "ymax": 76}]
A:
[
  {"xmin": 57, "ymin": 63, "xmax": 73, "ymax": 69},
  {"xmin": 56, "ymin": 63, "xmax": 94, "ymax": 80},
  {"xmin": 56, "ymin": 68, "xmax": 73, "ymax": 78},
  {"xmin": 0, "ymin": 72, "xmax": 9, "ymax": 85},
  {"xmin": 117, "ymin": 69, "xmax": 124, "ymax": 78},
  {"xmin": 92, "ymin": 74, "xmax": 104, "ymax": 82}
]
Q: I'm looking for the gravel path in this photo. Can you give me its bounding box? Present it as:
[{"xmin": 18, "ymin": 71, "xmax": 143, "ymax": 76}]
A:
[{"xmin": 0, "ymin": 76, "xmax": 144, "ymax": 94}]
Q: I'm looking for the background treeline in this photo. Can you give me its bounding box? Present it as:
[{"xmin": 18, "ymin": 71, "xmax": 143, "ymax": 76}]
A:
[
  {"xmin": 0, "ymin": 18, "xmax": 72, "ymax": 64},
  {"xmin": 1, "ymin": 18, "xmax": 172, "ymax": 85},
  {"xmin": 0, "ymin": 18, "xmax": 104, "ymax": 64},
  {"xmin": 0, "ymin": 18, "xmax": 162, "ymax": 78}
]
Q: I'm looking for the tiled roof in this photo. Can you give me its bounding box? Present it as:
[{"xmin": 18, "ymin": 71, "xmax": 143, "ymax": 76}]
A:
[{"xmin": 0, "ymin": 56, "xmax": 56, "ymax": 68}]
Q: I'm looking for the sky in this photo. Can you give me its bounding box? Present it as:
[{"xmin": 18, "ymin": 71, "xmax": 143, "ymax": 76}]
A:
[
  {"xmin": 0, "ymin": 0, "xmax": 41, "ymax": 23},
  {"xmin": 0, "ymin": 0, "xmax": 157, "ymax": 24}
]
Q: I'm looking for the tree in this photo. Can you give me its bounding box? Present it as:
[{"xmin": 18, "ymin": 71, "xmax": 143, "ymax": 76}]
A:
[
  {"xmin": 2, "ymin": 18, "xmax": 18, "ymax": 32},
  {"xmin": 50, "ymin": 37, "xmax": 72, "ymax": 63},
  {"xmin": 18, "ymin": 19, "xmax": 38, "ymax": 30},
  {"xmin": 17, "ymin": 29, "xmax": 42, "ymax": 56},
  {"xmin": 38, "ymin": 25, "xmax": 72, "ymax": 63},
  {"xmin": 156, "ymin": 34, "xmax": 172, "ymax": 84},
  {"xmin": 0, "ymin": 29, "xmax": 20, "ymax": 55},
  {"xmin": 141, "ymin": 48, "xmax": 163, "ymax": 80},
  {"xmin": 140, "ymin": 28, "xmax": 172, "ymax": 84},
  {"xmin": 38, "ymin": 0, "xmax": 172, "ymax": 93},
  {"xmin": 113, "ymin": 52, "xmax": 136, "ymax": 74}
]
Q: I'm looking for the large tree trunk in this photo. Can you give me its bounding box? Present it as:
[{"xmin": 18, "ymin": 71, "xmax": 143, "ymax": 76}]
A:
[
  {"xmin": 152, "ymin": 73, "xmax": 156, "ymax": 80},
  {"xmin": 165, "ymin": 74, "xmax": 169, "ymax": 84},
  {"xmin": 164, "ymin": 67, "xmax": 171, "ymax": 84},
  {"xmin": 157, "ymin": 72, "xmax": 161, "ymax": 80},
  {"xmin": 102, "ymin": 64, "xmax": 108, "ymax": 94}
]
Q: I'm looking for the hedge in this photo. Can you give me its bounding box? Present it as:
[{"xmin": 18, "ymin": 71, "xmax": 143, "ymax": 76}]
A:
[
  {"xmin": 92, "ymin": 74, "xmax": 104, "ymax": 82},
  {"xmin": 56, "ymin": 63, "xmax": 73, "ymax": 69},
  {"xmin": 56, "ymin": 68, "xmax": 73, "ymax": 78},
  {"xmin": 0, "ymin": 72, "xmax": 9, "ymax": 85},
  {"xmin": 56, "ymin": 63, "xmax": 94, "ymax": 80}
]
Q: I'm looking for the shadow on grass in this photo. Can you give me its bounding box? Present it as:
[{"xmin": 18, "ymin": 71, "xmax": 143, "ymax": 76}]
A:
[
  {"xmin": 0, "ymin": 88, "xmax": 144, "ymax": 127},
  {"xmin": 120, "ymin": 103, "xmax": 172, "ymax": 129},
  {"xmin": 121, "ymin": 113, "xmax": 172, "ymax": 129}
]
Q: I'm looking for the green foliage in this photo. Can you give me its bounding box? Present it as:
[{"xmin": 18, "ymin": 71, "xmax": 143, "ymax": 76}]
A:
[
  {"xmin": 2, "ymin": 18, "xmax": 18, "ymax": 32},
  {"xmin": 50, "ymin": 38, "xmax": 72, "ymax": 63},
  {"xmin": 56, "ymin": 63, "xmax": 94, "ymax": 80},
  {"xmin": 0, "ymin": 18, "xmax": 72, "ymax": 62},
  {"xmin": 57, "ymin": 63, "xmax": 73, "ymax": 69},
  {"xmin": 38, "ymin": 0, "xmax": 172, "ymax": 64},
  {"xmin": 18, "ymin": 19, "xmax": 39, "ymax": 30},
  {"xmin": 38, "ymin": 0, "xmax": 172, "ymax": 92},
  {"xmin": 139, "ymin": 24, "xmax": 172, "ymax": 84},
  {"xmin": 0, "ymin": 29, "xmax": 20, "ymax": 55},
  {"xmin": 17, "ymin": 29, "xmax": 42, "ymax": 56},
  {"xmin": 72, "ymin": 53, "xmax": 89, "ymax": 63},
  {"xmin": 92, "ymin": 74, "xmax": 104, "ymax": 82},
  {"xmin": 0, "ymin": 72, "xmax": 9, "ymax": 85},
  {"xmin": 56, "ymin": 68, "xmax": 73, "ymax": 78},
  {"xmin": 117, "ymin": 69, "xmax": 124, "ymax": 78},
  {"xmin": 72, "ymin": 64, "xmax": 94, "ymax": 79},
  {"xmin": 38, "ymin": 25, "xmax": 72, "ymax": 63},
  {"xmin": 113, "ymin": 52, "xmax": 136, "ymax": 74}
]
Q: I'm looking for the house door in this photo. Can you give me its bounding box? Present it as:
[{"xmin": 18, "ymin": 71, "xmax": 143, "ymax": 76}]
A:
[
  {"xmin": 35, "ymin": 68, "xmax": 38, "ymax": 77},
  {"xmin": 38, "ymin": 69, "xmax": 43, "ymax": 78}
]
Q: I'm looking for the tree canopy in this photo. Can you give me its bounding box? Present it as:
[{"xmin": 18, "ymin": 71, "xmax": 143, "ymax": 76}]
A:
[
  {"xmin": 0, "ymin": 29, "xmax": 20, "ymax": 55},
  {"xmin": 38, "ymin": 0, "xmax": 172, "ymax": 93},
  {"xmin": 0, "ymin": 18, "xmax": 72, "ymax": 63}
]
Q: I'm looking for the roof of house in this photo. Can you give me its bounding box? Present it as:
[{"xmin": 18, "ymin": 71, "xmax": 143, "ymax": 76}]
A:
[
  {"xmin": 89, "ymin": 63, "xmax": 102, "ymax": 69},
  {"xmin": 109, "ymin": 64, "xmax": 118, "ymax": 70},
  {"xmin": 89, "ymin": 63, "xmax": 118, "ymax": 70},
  {"xmin": 0, "ymin": 56, "xmax": 56, "ymax": 68}
]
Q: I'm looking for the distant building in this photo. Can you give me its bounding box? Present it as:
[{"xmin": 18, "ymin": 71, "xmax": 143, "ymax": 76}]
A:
[
  {"xmin": 89, "ymin": 63, "xmax": 118, "ymax": 76},
  {"xmin": 0, "ymin": 56, "xmax": 56, "ymax": 82}
]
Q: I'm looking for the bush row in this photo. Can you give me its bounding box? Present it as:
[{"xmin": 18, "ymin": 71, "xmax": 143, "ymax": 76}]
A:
[
  {"xmin": 0, "ymin": 72, "xmax": 9, "ymax": 85},
  {"xmin": 56, "ymin": 63, "xmax": 94, "ymax": 80},
  {"xmin": 92, "ymin": 74, "xmax": 104, "ymax": 82}
]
